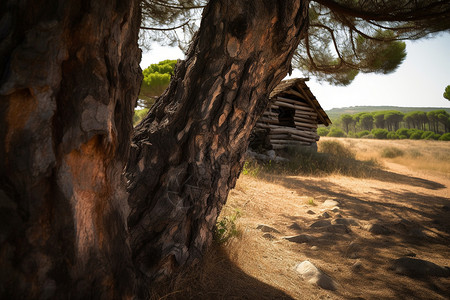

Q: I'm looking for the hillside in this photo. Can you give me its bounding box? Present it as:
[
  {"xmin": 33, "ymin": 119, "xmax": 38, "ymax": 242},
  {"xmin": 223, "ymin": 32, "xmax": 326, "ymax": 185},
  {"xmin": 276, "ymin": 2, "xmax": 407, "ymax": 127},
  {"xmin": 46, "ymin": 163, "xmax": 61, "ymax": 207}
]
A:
[{"xmin": 326, "ymin": 106, "xmax": 450, "ymax": 121}]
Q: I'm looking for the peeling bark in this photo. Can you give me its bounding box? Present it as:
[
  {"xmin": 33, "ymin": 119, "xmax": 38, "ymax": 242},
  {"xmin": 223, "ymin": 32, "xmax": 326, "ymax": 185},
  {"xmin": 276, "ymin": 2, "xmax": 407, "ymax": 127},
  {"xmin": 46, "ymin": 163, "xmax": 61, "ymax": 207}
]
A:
[
  {"xmin": 0, "ymin": 0, "xmax": 141, "ymax": 298},
  {"xmin": 126, "ymin": 0, "xmax": 309, "ymax": 292}
]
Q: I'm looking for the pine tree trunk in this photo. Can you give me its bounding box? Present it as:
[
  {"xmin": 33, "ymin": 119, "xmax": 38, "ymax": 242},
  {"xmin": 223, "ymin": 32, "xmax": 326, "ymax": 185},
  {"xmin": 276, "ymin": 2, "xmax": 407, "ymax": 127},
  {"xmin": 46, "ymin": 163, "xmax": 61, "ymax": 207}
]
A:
[
  {"xmin": 0, "ymin": 0, "xmax": 141, "ymax": 298},
  {"xmin": 126, "ymin": 0, "xmax": 309, "ymax": 293}
]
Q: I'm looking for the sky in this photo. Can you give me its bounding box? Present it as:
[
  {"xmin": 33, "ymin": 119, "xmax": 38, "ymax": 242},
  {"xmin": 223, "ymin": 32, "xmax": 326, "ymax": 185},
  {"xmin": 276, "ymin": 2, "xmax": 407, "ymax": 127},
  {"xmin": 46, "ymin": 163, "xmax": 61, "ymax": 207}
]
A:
[{"xmin": 140, "ymin": 32, "xmax": 450, "ymax": 111}]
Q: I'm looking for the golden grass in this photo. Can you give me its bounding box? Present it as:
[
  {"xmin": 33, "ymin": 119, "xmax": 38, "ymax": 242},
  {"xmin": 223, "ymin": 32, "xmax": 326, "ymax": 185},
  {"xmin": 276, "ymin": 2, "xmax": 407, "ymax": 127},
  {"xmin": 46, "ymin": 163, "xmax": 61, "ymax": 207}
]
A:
[{"xmin": 324, "ymin": 137, "xmax": 450, "ymax": 179}]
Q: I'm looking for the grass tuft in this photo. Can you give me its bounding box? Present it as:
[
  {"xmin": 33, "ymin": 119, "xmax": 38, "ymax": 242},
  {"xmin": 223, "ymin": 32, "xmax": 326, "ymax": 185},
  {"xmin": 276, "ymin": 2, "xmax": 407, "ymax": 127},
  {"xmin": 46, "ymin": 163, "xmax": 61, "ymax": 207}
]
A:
[
  {"xmin": 247, "ymin": 141, "xmax": 379, "ymax": 178},
  {"xmin": 380, "ymin": 147, "xmax": 404, "ymax": 158}
]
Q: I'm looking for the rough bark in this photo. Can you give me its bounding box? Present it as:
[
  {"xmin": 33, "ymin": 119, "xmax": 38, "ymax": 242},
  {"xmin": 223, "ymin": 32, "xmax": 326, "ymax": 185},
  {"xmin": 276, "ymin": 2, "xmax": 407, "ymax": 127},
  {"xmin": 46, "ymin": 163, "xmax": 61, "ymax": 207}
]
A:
[
  {"xmin": 0, "ymin": 0, "xmax": 142, "ymax": 298},
  {"xmin": 126, "ymin": 0, "xmax": 309, "ymax": 292}
]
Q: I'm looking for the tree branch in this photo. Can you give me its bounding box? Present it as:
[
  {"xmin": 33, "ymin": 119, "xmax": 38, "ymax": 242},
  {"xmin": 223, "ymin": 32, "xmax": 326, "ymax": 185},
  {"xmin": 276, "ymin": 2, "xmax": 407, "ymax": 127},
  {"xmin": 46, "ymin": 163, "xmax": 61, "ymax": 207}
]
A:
[
  {"xmin": 313, "ymin": 0, "xmax": 450, "ymax": 22},
  {"xmin": 140, "ymin": 19, "xmax": 190, "ymax": 31}
]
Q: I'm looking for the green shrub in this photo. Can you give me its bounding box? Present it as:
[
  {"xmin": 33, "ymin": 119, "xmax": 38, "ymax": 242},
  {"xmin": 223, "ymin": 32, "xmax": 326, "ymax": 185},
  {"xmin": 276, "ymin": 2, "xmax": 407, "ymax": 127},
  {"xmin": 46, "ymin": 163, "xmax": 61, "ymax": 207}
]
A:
[
  {"xmin": 421, "ymin": 131, "xmax": 434, "ymax": 139},
  {"xmin": 439, "ymin": 133, "xmax": 450, "ymax": 141},
  {"xmin": 317, "ymin": 127, "xmax": 330, "ymax": 136},
  {"xmin": 356, "ymin": 130, "xmax": 370, "ymax": 138},
  {"xmin": 410, "ymin": 130, "xmax": 424, "ymax": 140},
  {"xmin": 347, "ymin": 131, "xmax": 357, "ymax": 138},
  {"xmin": 327, "ymin": 127, "xmax": 346, "ymax": 137},
  {"xmin": 387, "ymin": 132, "xmax": 398, "ymax": 139},
  {"xmin": 372, "ymin": 128, "xmax": 389, "ymax": 139},
  {"xmin": 421, "ymin": 131, "xmax": 441, "ymax": 140},
  {"xmin": 242, "ymin": 161, "xmax": 260, "ymax": 176},
  {"xmin": 381, "ymin": 147, "xmax": 404, "ymax": 158},
  {"xmin": 432, "ymin": 134, "xmax": 441, "ymax": 140},
  {"xmin": 396, "ymin": 128, "xmax": 410, "ymax": 138},
  {"xmin": 215, "ymin": 209, "xmax": 242, "ymax": 244}
]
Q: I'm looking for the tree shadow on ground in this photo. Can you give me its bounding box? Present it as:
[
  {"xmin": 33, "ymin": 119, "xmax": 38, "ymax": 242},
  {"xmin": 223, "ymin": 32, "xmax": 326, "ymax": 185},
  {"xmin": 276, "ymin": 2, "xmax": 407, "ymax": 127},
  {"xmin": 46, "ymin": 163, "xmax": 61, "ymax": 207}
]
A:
[
  {"xmin": 148, "ymin": 244, "xmax": 294, "ymax": 300},
  {"xmin": 276, "ymin": 175, "xmax": 450, "ymax": 246},
  {"xmin": 264, "ymin": 174, "xmax": 450, "ymax": 299},
  {"xmin": 368, "ymin": 168, "xmax": 446, "ymax": 190},
  {"xmin": 260, "ymin": 155, "xmax": 446, "ymax": 190}
]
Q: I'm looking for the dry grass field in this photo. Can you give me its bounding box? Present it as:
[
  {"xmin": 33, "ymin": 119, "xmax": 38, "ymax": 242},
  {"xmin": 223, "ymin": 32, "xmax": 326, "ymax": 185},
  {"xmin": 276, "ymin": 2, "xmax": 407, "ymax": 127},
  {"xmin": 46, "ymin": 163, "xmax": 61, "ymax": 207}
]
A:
[{"xmin": 154, "ymin": 137, "xmax": 450, "ymax": 300}]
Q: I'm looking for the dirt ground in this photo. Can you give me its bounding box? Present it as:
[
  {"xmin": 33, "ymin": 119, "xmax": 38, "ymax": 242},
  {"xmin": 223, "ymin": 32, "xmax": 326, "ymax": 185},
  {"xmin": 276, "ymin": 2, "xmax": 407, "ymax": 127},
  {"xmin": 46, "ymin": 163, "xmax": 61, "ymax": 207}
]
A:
[{"xmin": 161, "ymin": 139, "xmax": 449, "ymax": 299}]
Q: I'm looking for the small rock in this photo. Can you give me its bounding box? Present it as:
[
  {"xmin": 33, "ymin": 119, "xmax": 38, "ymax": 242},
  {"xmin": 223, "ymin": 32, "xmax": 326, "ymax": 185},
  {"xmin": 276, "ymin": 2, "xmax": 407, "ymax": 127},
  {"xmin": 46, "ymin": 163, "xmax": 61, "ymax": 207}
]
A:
[
  {"xmin": 363, "ymin": 223, "xmax": 392, "ymax": 235},
  {"xmin": 322, "ymin": 200, "xmax": 340, "ymax": 207},
  {"xmin": 274, "ymin": 156, "xmax": 289, "ymax": 162},
  {"xmin": 326, "ymin": 224, "xmax": 350, "ymax": 234},
  {"xmin": 295, "ymin": 261, "xmax": 337, "ymax": 291},
  {"xmin": 289, "ymin": 222, "xmax": 302, "ymax": 231},
  {"xmin": 310, "ymin": 220, "xmax": 332, "ymax": 228},
  {"xmin": 266, "ymin": 150, "xmax": 276, "ymax": 159},
  {"xmin": 307, "ymin": 210, "xmax": 316, "ymax": 215},
  {"xmin": 256, "ymin": 224, "xmax": 280, "ymax": 234},
  {"xmin": 334, "ymin": 218, "xmax": 358, "ymax": 226},
  {"xmin": 284, "ymin": 234, "xmax": 312, "ymax": 244},
  {"xmin": 390, "ymin": 257, "xmax": 450, "ymax": 278},
  {"xmin": 310, "ymin": 246, "xmax": 319, "ymax": 251},
  {"xmin": 262, "ymin": 233, "xmax": 276, "ymax": 240},
  {"xmin": 351, "ymin": 260, "xmax": 363, "ymax": 272},
  {"xmin": 321, "ymin": 212, "xmax": 331, "ymax": 219},
  {"xmin": 331, "ymin": 207, "xmax": 340, "ymax": 212}
]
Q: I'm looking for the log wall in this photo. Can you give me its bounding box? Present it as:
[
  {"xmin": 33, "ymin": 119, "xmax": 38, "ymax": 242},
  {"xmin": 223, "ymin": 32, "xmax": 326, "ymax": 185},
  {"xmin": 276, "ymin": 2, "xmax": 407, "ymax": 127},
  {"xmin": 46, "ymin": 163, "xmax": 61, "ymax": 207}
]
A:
[{"xmin": 255, "ymin": 95, "xmax": 320, "ymax": 149}]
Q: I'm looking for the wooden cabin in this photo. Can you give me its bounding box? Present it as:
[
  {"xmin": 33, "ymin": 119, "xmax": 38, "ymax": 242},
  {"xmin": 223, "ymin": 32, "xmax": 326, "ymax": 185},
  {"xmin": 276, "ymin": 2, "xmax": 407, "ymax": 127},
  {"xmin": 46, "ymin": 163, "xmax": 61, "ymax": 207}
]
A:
[{"xmin": 251, "ymin": 78, "xmax": 331, "ymax": 150}]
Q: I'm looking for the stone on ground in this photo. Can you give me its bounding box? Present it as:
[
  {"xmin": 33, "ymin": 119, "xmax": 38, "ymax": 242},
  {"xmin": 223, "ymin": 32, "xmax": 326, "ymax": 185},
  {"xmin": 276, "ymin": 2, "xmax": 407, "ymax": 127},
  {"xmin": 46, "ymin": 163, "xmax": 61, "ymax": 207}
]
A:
[
  {"xmin": 321, "ymin": 212, "xmax": 331, "ymax": 219},
  {"xmin": 256, "ymin": 224, "xmax": 280, "ymax": 233},
  {"xmin": 288, "ymin": 222, "xmax": 302, "ymax": 231},
  {"xmin": 262, "ymin": 233, "xmax": 276, "ymax": 240},
  {"xmin": 333, "ymin": 218, "xmax": 359, "ymax": 226},
  {"xmin": 284, "ymin": 234, "xmax": 312, "ymax": 244},
  {"xmin": 390, "ymin": 257, "xmax": 450, "ymax": 278},
  {"xmin": 363, "ymin": 223, "xmax": 392, "ymax": 235},
  {"xmin": 295, "ymin": 260, "xmax": 337, "ymax": 291},
  {"xmin": 310, "ymin": 220, "xmax": 332, "ymax": 228},
  {"xmin": 322, "ymin": 199, "xmax": 339, "ymax": 207}
]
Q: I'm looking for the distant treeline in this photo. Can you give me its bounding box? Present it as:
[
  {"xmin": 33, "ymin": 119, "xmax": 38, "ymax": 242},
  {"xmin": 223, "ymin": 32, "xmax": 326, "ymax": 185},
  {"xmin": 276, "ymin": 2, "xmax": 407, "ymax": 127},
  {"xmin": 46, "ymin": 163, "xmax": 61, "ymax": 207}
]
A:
[{"xmin": 320, "ymin": 110, "xmax": 450, "ymax": 141}]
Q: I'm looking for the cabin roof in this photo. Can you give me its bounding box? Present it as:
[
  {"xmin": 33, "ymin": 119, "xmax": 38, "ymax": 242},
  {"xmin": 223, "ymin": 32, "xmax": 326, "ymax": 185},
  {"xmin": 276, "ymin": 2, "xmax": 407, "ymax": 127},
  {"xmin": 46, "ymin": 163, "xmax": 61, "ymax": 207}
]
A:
[{"xmin": 269, "ymin": 78, "xmax": 331, "ymax": 126}]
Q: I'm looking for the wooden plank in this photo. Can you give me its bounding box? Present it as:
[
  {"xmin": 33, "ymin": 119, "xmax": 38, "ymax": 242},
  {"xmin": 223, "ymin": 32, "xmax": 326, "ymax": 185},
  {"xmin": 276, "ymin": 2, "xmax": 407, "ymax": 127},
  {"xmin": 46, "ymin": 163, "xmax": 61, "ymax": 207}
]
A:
[
  {"xmin": 255, "ymin": 122, "xmax": 270, "ymax": 129},
  {"xmin": 269, "ymin": 126, "xmax": 303, "ymax": 135},
  {"xmin": 268, "ymin": 135, "xmax": 289, "ymax": 140},
  {"xmin": 273, "ymin": 101, "xmax": 296, "ymax": 109},
  {"xmin": 294, "ymin": 116, "xmax": 316, "ymax": 123},
  {"xmin": 271, "ymin": 142, "xmax": 311, "ymax": 149},
  {"xmin": 289, "ymin": 135, "xmax": 315, "ymax": 143},
  {"xmin": 294, "ymin": 121, "xmax": 317, "ymax": 129},
  {"xmin": 260, "ymin": 118, "xmax": 281, "ymax": 125},
  {"xmin": 295, "ymin": 110, "xmax": 318, "ymax": 117},
  {"xmin": 274, "ymin": 100, "xmax": 318, "ymax": 116},
  {"xmin": 276, "ymin": 96, "xmax": 315, "ymax": 112}
]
